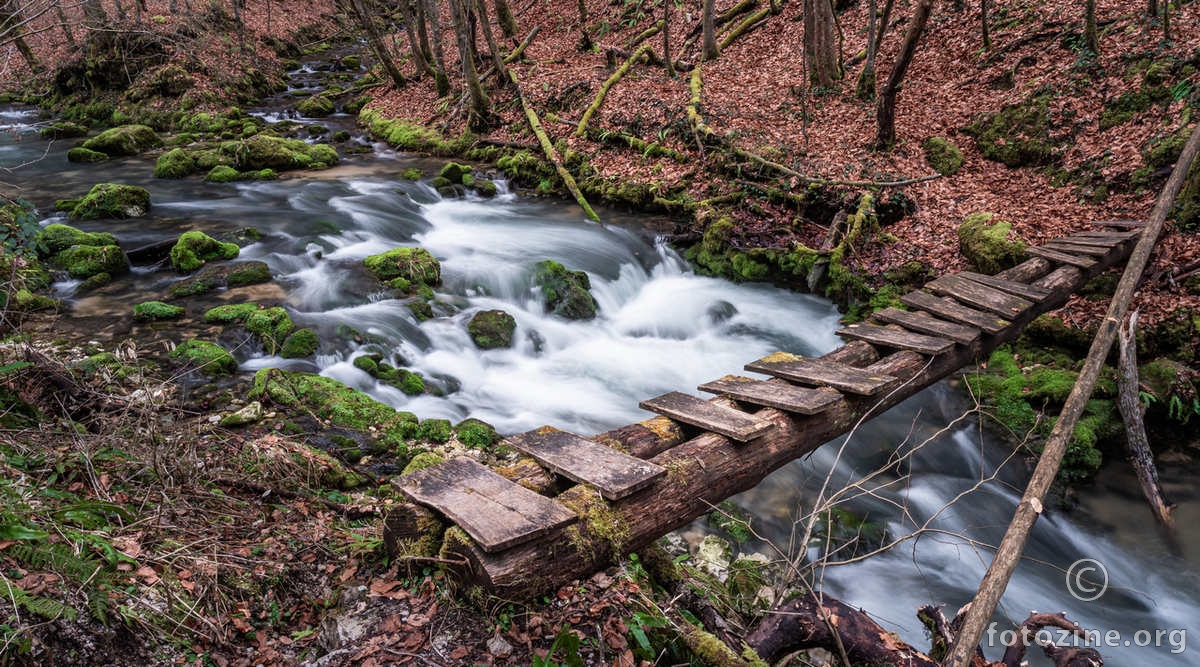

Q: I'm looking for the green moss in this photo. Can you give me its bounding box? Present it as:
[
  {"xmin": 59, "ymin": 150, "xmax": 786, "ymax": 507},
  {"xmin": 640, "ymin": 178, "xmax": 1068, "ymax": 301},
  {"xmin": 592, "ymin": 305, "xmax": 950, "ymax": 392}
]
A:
[
  {"xmin": 416, "ymin": 418, "xmax": 452, "ymax": 443},
  {"xmin": 34, "ymin": 224, "xmax": 118, "ymax": 257},
  {"xmin": 244, "ymin": 307, "xmax": 295, "ymax": 355},
  {"xmin": 407, "ymin": 300, "xmax": 434, "ymax": 321},
  {"xmin": 297, "ymin": 94, "xmax": 335, "ymax": 117},
  {"xmin": 169, "ymin": 339, "xmax": 237, "ymax": 376},
  {"xmin": 438, "ymin": 162, "xmax": 472, "ymax": 184},
  {"xmin": 133, "ymin": 300, "xmax": 184, "ymax": 321},
  {"xmin": 220, "ymin": 134, "xmax": 338, "ymax": 171},
  {"xmin": 205, "ymin": 165, "xmax": 241, "ymax": 183},
  {"xmin": 67, "ymin": 147, "xmax": 108, "ymax": 163},
  {"xmin": 401, "ymin": 167, "xmax": 423, "ymax": 180},
  {"xmin": 52, "ymin": 244, "xmax": 128, "ymax": 279},
  {"xmin": 455, "ymin": 418, "xmax": 499, "ymax": 449},
  {"xmin": 154, "ymin": 148, "xmax": 197, "ymax": 179},
  {"xmin": 249, "ymin": 368, "xmax": 401, "ymax": 430},
  {"xmin": 340, "ymin": 55, "xmax": 361, "ymax": 70},
  {"xmin": 203, "ymin": 302, "xmax": 260, "ymax": 323},
  {"xmin": 957, "ymin": 212, "xmax": 1027, "ymax": 274},
  {"xmin": 474, "ymin": 179, "xmax": 498, "ymax": 197},
  {"xmin": 1027, "ymin": 367, "xmax": 1078, "ymax": 403},
  {"xmin": 170, "ymin": 231, "xmax": 239, "ymax": 272},
  {"xmin": 467, "ymin": 309, "xmax": 516, "ymax": 349},
  {"xmin": 226, "ymin": 261, "xmax": 272, "ymax": 286},
  {"xmin": 280, "ymin": 328, "xmax": 318, "ymax": 358},
  {"xmin": 533, "ymin": 260, "xmax": 597, "ymax": 320},
  {"xmin": 965, "ymin": 94, "xmax": 1063, "ymax": 167},
  {"xmin": 81, "ymin": 124, "xmax": 161, "ymax": 156},
  {"xmin": 1099, "ymin": 85, "xmax": 1170, "ymax": 130},
  {"xmin": 39, "ymin": 121, "xmax": 88, "ymax": 139},
  {"xmin": 359, "ymin": 108, "xmax": 468, "ymax": 155},
  {"xmin": 923, "ymin": 136, "xmax": 964, "ymax": 176},
  {"xmin": 401, "ymin": 452, "xmax": 445, "ymax": 475},
  {"xmin": 70, "ymin": 183, "xmax": 151, "ymax": 220},
  {"xmin": 352, "ymin": 355, "xmax": 379, "ymax": 374},
  {"xmin": 8, "ymin": 288, "xmax": 59, "ymax": 312},
  {"xmin": 363, "ymin": 247, "xmax": 441, "ymax": 285},
  {"xmin": 377, "ymin": 363, "xmax": 425, "ymax": 395},
  {"xmin": 54, "ymin": 198, "xmax": 81, "ymax": 212}
]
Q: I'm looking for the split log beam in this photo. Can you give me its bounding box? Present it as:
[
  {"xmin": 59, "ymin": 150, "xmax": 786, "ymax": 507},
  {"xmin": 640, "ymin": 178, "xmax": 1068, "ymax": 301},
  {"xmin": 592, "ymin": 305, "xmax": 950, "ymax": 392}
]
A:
[{"xmin": 439, "ymin": 239, "xmax": 1132, "ymax": 599}]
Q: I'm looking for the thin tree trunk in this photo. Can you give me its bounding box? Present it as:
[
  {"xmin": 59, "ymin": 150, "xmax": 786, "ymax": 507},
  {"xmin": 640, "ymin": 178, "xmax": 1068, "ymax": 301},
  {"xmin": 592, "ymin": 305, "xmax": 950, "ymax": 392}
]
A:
[
  {"xmin": 474, "ymin": 0, "xmax": 508, "ymax": 84},
  {"xmin": 873, "ymin": 0, "xmax": 894, "ymax": 52},
  {"xmin": 980, "ymin": 0, "xmax": 990, "ymax": 49},
  {"xmin": 804, "ymin": 0, "xmax": 840, "ymax": 87},
  {"xmin": 231, "ymin": 0, "xmax": 244, "ymax": 51},
  {"xmin": 1117, "ymin": 311, "xmax": 1174, "ymax": 526},
  {"xmin": 1162, "ymin": 0, "xmax": 1170, "ymax": 41},
  {"xmin": 414, "ymin": 0, "xmax": 434, "ymax": 63},
  {"xmin": 875, "ymin": 0, "xmax": 935, "ymax": 149},
  {"xmin": 447, "ymin": 0, "xmax": 492, "ymax": 129},
  {"xmin": 856, "ymin": 0, "xmax": 878, "ymax": 100},
  {"xmin": 662, "ymin": 0, "xmax": 673, "ymax": 76},
  {"xmin": 494, "ymin": 0, "xmax": 517, "ymax": 38},
  {"xmin": 1, "ymin": 2, "xmax": 42, "ymax": 74},
  {"xmin": 55, "ymin": 0, "xmax": 75, "ymax": 45},
  {"xmin": 702, "ymin": 0, "xmax": 718, "ymax": 60},
  {"xmin": 1146, "ymin": 0, "xmax": 1157, "ymax": 16},
  {"xmin": 82, "ymin": 0, "xmax": 106, "ymax": 24},
  {"xmin": 398, "ymin": 0, "xmax": 435, "ymax": 78},
  {"xmin": 424, "ymin": 0, "xmax": 451, "ymax": 96},
  {"xmin": 943, "ymin": 118, "xmax": 1200, "ymax": 667},
  {"xmin": 1084, "ymin": 0, "xmax": 1099, "ymax": 54},
  {"xmin": 346, "ymin": 0, "xmax": 408, "ymax": 89},
  {"xmin": 577, "ymin": 0, "xmax": 587, "ymax": 24},
  {"xmin": 113, "ymin": 0, "xmax": 125, "ymax": 21}
]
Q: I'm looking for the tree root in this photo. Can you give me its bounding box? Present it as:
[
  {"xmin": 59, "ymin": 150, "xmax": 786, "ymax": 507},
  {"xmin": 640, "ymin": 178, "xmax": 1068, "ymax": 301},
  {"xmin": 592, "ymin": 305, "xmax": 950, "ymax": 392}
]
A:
[{"xmin": 576, "ymin": 44, "xmax": 652, "ymax": 137}]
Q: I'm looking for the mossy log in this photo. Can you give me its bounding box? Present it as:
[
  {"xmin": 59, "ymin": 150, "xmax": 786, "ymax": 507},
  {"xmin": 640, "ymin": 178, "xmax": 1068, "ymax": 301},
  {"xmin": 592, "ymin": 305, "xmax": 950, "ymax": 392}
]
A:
[
  {"xmin": 626, "ymin": 19, "xmax": 663, "ymax": 50},
  {"xmin": 508, "ymin": 70, "xmax": 600, "ymax": 222},
  {"xmin": 576, "ymin": 44, "xmax": 653, "ymax": 137},
  {"xmin": 719, "ymin": 7, "xmax": 772, "ymax": 50}
]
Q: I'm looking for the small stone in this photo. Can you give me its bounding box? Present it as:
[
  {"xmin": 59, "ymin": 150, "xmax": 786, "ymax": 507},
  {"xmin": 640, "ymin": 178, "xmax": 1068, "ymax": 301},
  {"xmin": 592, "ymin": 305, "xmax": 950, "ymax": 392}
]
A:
[
  {"xmin": 219, "ymin": 401, "xmax": 265, "ymax": 427},
  {"xmin": 486, "ymin": 634, "xmax": 513, "ymax": 658}
]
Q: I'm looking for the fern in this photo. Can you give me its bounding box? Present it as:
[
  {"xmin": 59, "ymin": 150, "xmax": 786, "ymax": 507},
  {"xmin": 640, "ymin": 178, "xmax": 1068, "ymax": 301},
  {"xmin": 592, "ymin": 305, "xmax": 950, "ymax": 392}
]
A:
[{"xmin": 0, "ymin": 579, "xmax": 77, "ymax": 621}]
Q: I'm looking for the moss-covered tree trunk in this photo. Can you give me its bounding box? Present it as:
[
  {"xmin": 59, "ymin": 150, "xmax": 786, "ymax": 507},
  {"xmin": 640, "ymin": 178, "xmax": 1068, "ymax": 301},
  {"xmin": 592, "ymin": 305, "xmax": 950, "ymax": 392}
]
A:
[
  {"xmin": 340, "ymin": 0, "xmax": 408, "ymax": 89},
  {"xmin": 803, "ymin": 0, "xmax": 840, "ymax": 87},
  {"xmin": 855, "ymin": 0, "xmax": 878, "ymax": 100},
  {"xmin": 424, "ymin": 0, "xmax": 452, "ymax": 96},
  {"xmin": 398, "ymin": 0, "xmax": 436, "ymax": 79},
  {"xmin": 980, "ymin": 0, "xmax": 991, "ymax": 49},
  {"xmin": 494, "ymin": 0, "xmax": 517, "ymax": 38},
  {"xmin": 1084, "ymin": 0, "xmax": 1099, "ymax": 55},
  {"xmin": 474, "ymin": 0, "xmax": 509, "ymax": 84},
  {"xmin": 875, "ymin": 0, "xmax": 935, "ymax": 150},
  {"xmin": 0, "ymin": 2, "xmax": 42, "ymax": 74},
  {"xmin": 702, "ymin": 0, "xmax": 719, "ymax": 60},
  {"xmin": 448, "ymin": 0, "xmax": 493, "ymax": 130},
  {"xmin": 54, "ymin": 0, "xmax": 76, "ymax": 46}
]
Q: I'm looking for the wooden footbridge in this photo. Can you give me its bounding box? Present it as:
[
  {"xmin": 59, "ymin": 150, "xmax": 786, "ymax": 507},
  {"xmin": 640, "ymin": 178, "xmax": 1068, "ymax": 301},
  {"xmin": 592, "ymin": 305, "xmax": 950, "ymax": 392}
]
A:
[{"xmin": 387, "ymin": 226, "xmax": 1142, "ymax": 599}]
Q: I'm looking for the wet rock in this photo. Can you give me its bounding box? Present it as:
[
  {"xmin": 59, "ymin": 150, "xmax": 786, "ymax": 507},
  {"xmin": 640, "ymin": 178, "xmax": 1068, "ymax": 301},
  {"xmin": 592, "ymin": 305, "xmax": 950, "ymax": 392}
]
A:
[
  {"xmin": 39, "ymin": 121, "xmax": 88, "ymax": 139},
  {"xmin": 81, "ymin": 124, "xmax": 161, "ymax": 157},
  {"xmin": 132, "ymin": 301, "xmax": 184, "ymax": 321},
  {"xmin": 220, "ymin": 400, "xmax": 266, "ymax": 427},
  {"xmin": 467, "ymin": 309, "xmax": 516, "ymax": 349},
  {"xmin": 53, "ymin": 245, "xmax": 129, "ymax": 280},
  {"xmin": 695, "ymin": 535, "xmax": 733, "ymax": 582},
  {"xmin": 169, "ymin": 340, "xmax": 237, "ymax": 376},
  {"xmin": 533, "ymin": 260, "xmax": 598, "ymax": 320},
  {"xmin": 169, "ymin": 231, "xmax": 239, "ymax": 272},
  {"xmin": 363, "ymin": 247, "xmax": 441, "ymax": 287},
  {"xmin": 486, "ymin": 634, "xmax": 514, "ymax": 659},
  {"xmin": 70, "ymin": 183, "xmax": 151, "ymax": 220},
  {"xmin": 66, "ymin": 147, "xmax": 107, "ymax": 163},
  {"xmin": 34, "ymin": 224, "xmax": 118, "ymax": 256},
  {"xmin": 957, "ymin": 212, "xmax": 1027, "ymax": 275},
  {"xmin": 297, "ymin": 94, "xmax": 335, "ymax": 117},
  {"xmin": 154, "ymin": 148, "xmax": 197, "ymax": 179},
  {"xmin": 280, "ymin": 328, "xmax": 319, "ymax": 358}
]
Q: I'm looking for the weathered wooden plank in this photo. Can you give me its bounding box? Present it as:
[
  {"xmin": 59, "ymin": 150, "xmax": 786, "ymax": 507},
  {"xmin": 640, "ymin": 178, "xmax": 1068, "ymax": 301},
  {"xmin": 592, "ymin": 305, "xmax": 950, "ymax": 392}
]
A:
[
  {"xmin": 394, "ymin": 457, "xmax": 577, "ymax": 553},
  {"xmin": 957, "ymin": 271, "xmax": 1052, "ymax": 301},
  {"xmin": 639, "ymin": 391, "xmax": 774, "ymax": 441},
  {"xmin": 1024, "ymin": 245, "xmax": 1099, "ymax": 269},
  {"xmin": 506, "ymin": 427, "xmax": 665, "ymax": 500},
  {"xmin": 745, "ymin": 356, "xmax": 897, "ymax": 396},
  {"xmin": 1059, "ymin": 235, "xmax": 1134, "ymax": 248},
  {"xmin": 900, "ymin": 290, "xmax": 1010, "ymax": 334},
  {"xmin": 872, "ymin": 307, "xmax": 981, "ymax": 345},
  {"xmin": 836, "ymin": 322, "xmax": 956, "ymax": 355},
  {"xmin": 1041, "ymin": 241, "xmax": 1114, "ymax": 257},
  {"xmin": 698, "ymin": 374, "xmax": 841, "ymax": 415},
  {"xmin": 1070, "ymin": 229, "xmax": 1143, "ymax": 242},
  {"xmin": 1089, "ymin": 219, "xmax": 1146, "ymax": 228},
  {"xmin": 926, "ymin": 274, "xmax": 1033, "ymax": 317}
]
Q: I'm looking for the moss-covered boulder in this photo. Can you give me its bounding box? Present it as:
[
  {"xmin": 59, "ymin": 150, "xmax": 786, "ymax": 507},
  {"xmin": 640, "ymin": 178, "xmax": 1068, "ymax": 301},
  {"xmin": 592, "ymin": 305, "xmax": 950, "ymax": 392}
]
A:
[
  {"xmin": 965, "ymin": 94, "xmax": 1063, "ymax": 168},
  {"xmin": 245, "ymin": 307, "xmax": 295, "ymax": 355},
  {"xmin": 401, "ymin": 167, "xmax": 423, "ymax": 180},
  {"xmin": 205, "ymin": 165, "xmax": 241, "ymax": 183},
  {"xmin": 70, "ymin": 183, "xmax": 151, "ymax": 220},
  {"xmin": 227, "ymin": 261, "xmax": 272, "ymax": 286},
  {"xmin": 133, "ymin": 300, "xmax": 184, "ymax": 321},
  {"xmin": 34, "ymin": 224, "xmax": 118, "ymax": 257},
  {"xmin": 401, "ymin": 452, "xmax": 444, "ymax": 475},
  {"xmin": 170, "ymin": 231, "xmax": 239, "ymax": 272},
  {"xmin": 249, "ymin": 368, "xmax": 408, "ymax": 432},
  {"xmin": 417, "ymin": 418, "xmax": 452, "ymax": 443},
  {"xmin": 363, "ymin": 247, "xmax": 441, "ymax": 286},
  {"xmin": 81, "ymin": 124, "xmax": 161, "ymax": 157},
  {"xmin": 297, "ymin": 94, "xmax": 335, "ymax": 117},
  {"xmin": 169, "ymin": 340, "xmax": 238, "ymax": 376},
  {"xmin": 438, "ymin": 162, "xmax": 472, "ymax": 184},
  {"xmin": 533, "ymin": 260, "xmax": 597, "ymax": 320},
  {"xmin": 154, "ymin": 148, "xmax": 197, "ymax": 179},
  {"xmin": 923, "ymin": 137, "xmax": 964, "ymax": 176},
  {"xmin": 280, "ymin": 328, "xmax": 319, "ymax": 358},
  {"xmin": 204, "ymin": 302, "xmax": 261, "ymax": 323},
  {"xmin": 40, "ymin": 121, "xmax": 88, "ymax": 140},
  {"xmin": 455, "ymin": 418, "xmax": 499, "ymax": 449},
  {"xmin": 52, "ymin": 244, "xmax": 128, "ymax": 279},
  {"xmin": 67, "ymin": 147, "xmax": 109, "ymax": 163},
  {"xmin": 467, "ymin": 309, "xmax": 516, "ymax": 349},
  {"xmin": 224, "ymin": 135, "xmax": 338, "ymax": 171},
  {"xmin": 339, "ymin": 55, "xmax": 361, "ymax": 70},
  {"xmin": 957, "ymin": 213, "xmax": 1027, "ymax": 275}
]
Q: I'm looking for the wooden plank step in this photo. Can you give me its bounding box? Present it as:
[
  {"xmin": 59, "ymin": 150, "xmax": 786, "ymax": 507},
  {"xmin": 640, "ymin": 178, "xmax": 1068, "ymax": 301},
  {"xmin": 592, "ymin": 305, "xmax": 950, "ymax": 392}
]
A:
[
  {"xmin": 639, "ymin": 391, "xmax": 774, "ymax": 442},
  {"xmin": 1024, "ymin": 245, "xmax": 1099, "ymax": 269},
  {"xmin": 957, "ymin": 271, "xmax": 1052, "ymax": 301},
  {"xmin": 872, "ymin": 307, "xmax": 981, "ymax": 345},
  {"xmin": 1041, "ymin": 241, "xmax": 1113, "ymax": 257},
  {"xmin": 900, "ymin": 290, "xmax": 1010, "ymax": 334},
  {"xmin": 1089, "ymin": 219, "xmax": 1146, "ymax": 228},
  {"xmin": 1070, "ymin": 229, "xmax": 1142, "ymax": 242},
  {"xmin": 837, "ymin": 322, "xmax": 956, "ymax": 355},
  {"xmin": 506, "ymin": 427, "xmax": 665, "ymax": 500},
  {"xmin": 698, "ymin": 374, "xmax": 841, "ymax": 415},
  {"xmin": 745, "ymin": 356, "xmax": 897, "ymax": 396},
  {"xmin": 1060, "ymin": 235, "xmax": 1134, "ymax": 248},
  {"xmin": 925, "ymin": 274, "xmax": 1033, "ymax": 318},
  {"xmin": 394, "ymin": 457, "xmax": 577, "ymax": 553}
]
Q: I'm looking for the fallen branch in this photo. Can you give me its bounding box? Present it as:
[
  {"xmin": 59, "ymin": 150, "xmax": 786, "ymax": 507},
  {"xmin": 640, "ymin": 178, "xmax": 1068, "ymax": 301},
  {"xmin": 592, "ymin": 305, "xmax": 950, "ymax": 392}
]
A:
[
  {"xmin": 576, "ymin": 44, "xmax": 652, "ymax": 137},
  {"xmin": 625, "ymin": 19, "xmax": 663, "ymax": 50},
  {"xmin": 719, "ymin": 6, "xmax": 771, "ymax": 50},
  {"xmin": 1117, "ymin": 310, "xmax": 1174, "ymax": 526},
  {"xmin": 553, "ymin": 114, "xmax": 689, "ymax": 162},
  {"xmin": 509, "ymin": 70, "xmax": 601, "ymax": 222}
]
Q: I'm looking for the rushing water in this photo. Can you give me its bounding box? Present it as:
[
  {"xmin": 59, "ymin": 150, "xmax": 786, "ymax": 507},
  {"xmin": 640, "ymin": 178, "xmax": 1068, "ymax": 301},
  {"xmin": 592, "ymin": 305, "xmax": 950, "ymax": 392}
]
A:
[{"xmin": 2, "ymin": 104, "xmax": 1197, "ymax": 665}]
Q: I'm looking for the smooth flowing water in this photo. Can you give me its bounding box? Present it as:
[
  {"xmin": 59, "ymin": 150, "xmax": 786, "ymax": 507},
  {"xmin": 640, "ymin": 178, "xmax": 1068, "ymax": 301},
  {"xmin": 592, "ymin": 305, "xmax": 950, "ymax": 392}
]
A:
[{"xmin": 2, "ymin": 104, "xmax": 1196, "ymax": 665}]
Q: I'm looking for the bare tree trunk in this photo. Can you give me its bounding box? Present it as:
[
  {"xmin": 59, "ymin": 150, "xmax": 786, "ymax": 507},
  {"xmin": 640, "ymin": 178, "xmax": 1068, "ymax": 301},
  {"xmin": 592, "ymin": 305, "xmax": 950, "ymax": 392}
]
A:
[
  {"xmin": 344, "ymin": 0, "xmax": 408, "ymax": 89},
  {"xmin": 231, "ymin": 0, "xmax": 244, "ymax": 51},
  {"xmin": 82, "ymin": 0, "xmax": 106, "ymax": 24},
  {"xmin": 702, "ymin": 0, "xmax": 718, "ymax": 60},
  {"xmin": 980, "ymin": 0, "xmax": 990, "ymax": 49},
  {"xmin": 474, "ymin": 0, "xmax": 508, "ymax": 84},
  {"xmin": 855, "ymin": 0, "xmax": 878, "ymax": 100},
  {"xmin": 494, "ymin": 0, "xmax": 517, "ymax": 38},
  {"xmin": 398, "ymin": 0, "xmax": 435, "ymax": 79},
  {"xmin": 663, "ymin": 0, "xmax": 675, "ymax": 76},
  {"xmin": 804, "ymin": 0, "xmax": 840, "ymax": 87},
  {"xmin": 447, "ymin": 0, "xmax": 492, "ymax": 129},
  {"xmin": 113, "ymin": 0, "xmax": 126, "ymax": 21},
  {"xmin": 875, "ymin": 0, "xmax": 935, "ymax": 149},
  {"xmin": 1084, "ymin": 0, "xmax": 1099, "ymax": 54},
  {"xmin": 1117, "ymin": 311, "xmax": 1174, "ymax": 526},
  {"xmin": 1162, "ymin": 0, "xmax": 1170, "ymax": 41},
  {"xmin": 1, "ymin": 1, "xmax": 43, "ymax": 73},
  {"xmin": 55, "ymin": 0, "xmax": 76, "ymax": 46},
  {"xmin": 1147, "ymin": 0, "xmax": 1157, "ymax": 16},
  {"xmin": 576, "ymin": 0, "xmax": 586, "ymax": 24},
  {"xmin": 424, "ymin": 0, "xmax": 451, "ymax": 96},
  {"xmin": 414, "ymin": 0, "xmax": 434, "ymax": 63}
]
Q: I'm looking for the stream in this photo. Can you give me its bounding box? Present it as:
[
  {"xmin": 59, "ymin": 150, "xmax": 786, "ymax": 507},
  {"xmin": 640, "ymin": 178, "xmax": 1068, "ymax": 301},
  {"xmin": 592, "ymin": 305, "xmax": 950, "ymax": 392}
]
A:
[{"xmin": 2, "ymin": 81, "xmax": 1197, "ymax": 664}]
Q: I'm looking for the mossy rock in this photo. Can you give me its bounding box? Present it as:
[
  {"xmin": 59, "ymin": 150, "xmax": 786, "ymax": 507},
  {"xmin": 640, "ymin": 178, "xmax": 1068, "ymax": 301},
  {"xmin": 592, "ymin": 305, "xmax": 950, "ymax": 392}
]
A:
[
  {"xmin": 280, "ymin": 328, "xmax": 319, "ymax": 358},
  {"xmin": 70, "ymin": 183, "xmax": 151, "ymax": 220},
  {"xmin": 352, "ymin": 355, "xmax": 379, "ymax": 374},
  {"xmin": 402, "ymin": 452, "xmax": 445, "ymax": 475},
  {"xmin": 965, "ymin": 94, "xmax": 1063, "ymax": 168},
  {"xmin": 533, "ymin": 260, "xmax": 597, "ymax": 320},
  {"xmin": 154, "ymin": 148, "xmax": 197, "ymax": 179},
  {"xmin": 467, "ymin": 309, "xmax": 516, "ymax": 349},
  {"xmin": 34, "ymin": 224, "xmax": 118, "ymax": 257},
  {"xmin": 170, "ymin": 231, "xmax": 239, "ymax": 272},
  {"xmin": 439, "ymin": 162, "xmax": 472, "ymax": 184},
  {"xmin": 339, "ymin": 55, "xmax": 361, "ymax": 70},
  {"xmin": 81, "ymin": 124, "xmax": 161, "ymax": 156},
  {"xmin": 40, "ymin": 121, "xmax": 88, "ymax": 140},
  {"xmin": 474, "ymin": 178, "xmax": 498, "ymax": 197},
  {"xmin": 52, "ymin": 244, "xmax": 128, "ymax": 279},
  {"xmin": 54, "ymin": 198, "xmax": 81, "ymax": 212},
  {"xmin": 376, "ymin": 363, "xmax": 425, "ymax": 395},
  {"xmin": 244, "ymin": 307, "xmax": 295, "ymax": 355},
  {"xmin": 401, "ymin": 167, "xmax": 423, "ymax": 180},
  {"xmin": 455, "ymin": 418, "xmax": 499, "ymax": 449},
  {"xmin": 204, "ymin": 302, "xmax": 261, "ymax": 323},
  {"xmin": 363, "ymin": 247, "xmax": 441, "ymax": 285},
  {"xmin": 205, "ymin": 165, "xmax": 241, "ymax": 183},
  {"xmin": 957, "ymin": 212, "xmax": 1027, "ymax": 275},
  {"xmin": 408, "ymin": 300, "xmax": 434, "ymax": 321},
  {"xmin": 417, "ymin": 418, "xmax": 452, "ymax": 443},
  {"xmin": 133, "ymin": 300, "xmax": 184, "ymax": 321},
  {"xmin": 248, "ymin": 368, "xmax": 405, "ymax": 431},
  {"xmin": 169, "ymin": 339, "xmax": 237, "ymax": 376},
  {"xmin": 1178, "ymin": 160, "xmax": 1200, "ymax": 231},
  {"xmin": 67, "ymin": 147, "xmax": 108, "ymax": 163},
  {"xmin": 226, "ymin": 261, "xmax": 272, "ymax": 286},
  {"xmin": 222, "ymin": 134, "xmax": 338, "ymax": 171},
  {"xmin": 922, "ymin": 137, "xmax": 964, "ymax": 176},
  {"xmin": 297, "ymin": 95, "xmax": 335, "ymax": 118},
  {"xmin": 331, "ymin": 130, "xmax": 351, "ymax": 142},
  {"xmin": 7, "ymin": 288, "xmax": 59, "ymax": 312}
]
